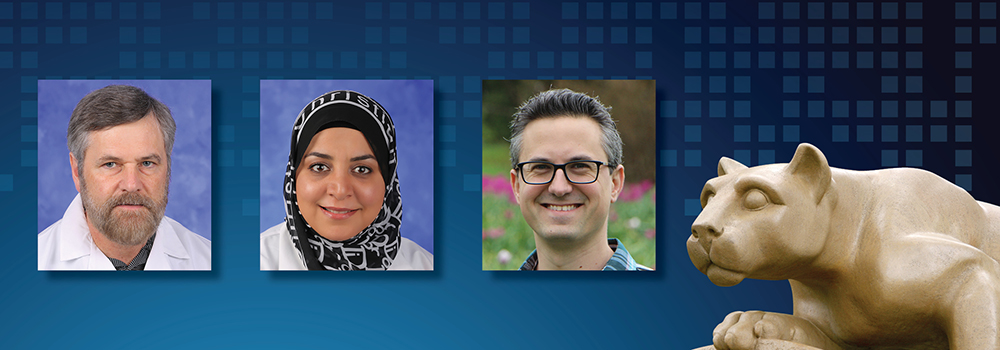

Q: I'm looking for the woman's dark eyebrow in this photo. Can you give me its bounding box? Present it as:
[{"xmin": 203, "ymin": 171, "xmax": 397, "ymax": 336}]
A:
[
  {"xmin": 303, "ymin": 152, "xmax": 332, "ymax": 160},
  {"xmin": 350, "ymin": 154, "xmax": 376, "ymax": 162}
]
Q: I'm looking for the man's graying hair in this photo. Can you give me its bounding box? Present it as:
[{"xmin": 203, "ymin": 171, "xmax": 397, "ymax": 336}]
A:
[
  {"xmin": 67, "ymin": 85, "xmax": 176, "ymax": 175},
  {"xmin": 509, "ymin": 88, "xmax": 623, "ymax": 170}
]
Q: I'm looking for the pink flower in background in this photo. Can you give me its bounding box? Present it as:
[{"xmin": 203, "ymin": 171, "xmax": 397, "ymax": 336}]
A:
[
  {"xmin": 483, "ymin": 227, "xmax": 506, "ymax": 239},
  {"xmin": 497, "ymin": 249, "xmax": 512, "ymax": 265},
  {"xmin": 618, "ymin": 180, "xmax": 654, "ymax": 202},
  {"xmin": 482, "ymin": 175, "xmax": 516, "ymax": 203},
  {"xmin": 645, "ymin": 228, "xmax": 656, "ymax": 239}
]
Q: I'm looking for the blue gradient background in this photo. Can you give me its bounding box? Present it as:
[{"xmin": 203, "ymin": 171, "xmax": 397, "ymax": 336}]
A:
[
  {"xmin": 37, "ymin": 80, "xmax": 213, "ymax": 239},
  {"xmin": 0, "ymin": 1, "xmax": 998, "ymax": 349},
  {"xmin": 259, "ymin": 79, "xmax": 434, "ymax": 254}
]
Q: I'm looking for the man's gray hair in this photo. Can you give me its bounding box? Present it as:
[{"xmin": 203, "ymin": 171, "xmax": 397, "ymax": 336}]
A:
[
  {"xmin": 509, "ymin": 88, "xmax": 623, "ymax": 170},
  {"xmin": 67, "ymin": 85, "xmax": 176, "ymax": 174}
]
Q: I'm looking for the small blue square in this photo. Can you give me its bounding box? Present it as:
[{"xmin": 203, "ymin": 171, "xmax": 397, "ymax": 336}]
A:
[
  {"xmin": 684, "ymin": 52, "xmax": 701, "ymax": 68},
  {"xmin": 881, "ymin": 76, "xmax": 898, "ymax": 93},
  {"xmin": 857, "ymin": 27, "xmax": 874, "ymax": 44},
  {"xmin": 783, "ymin": 2, "xmax": 799, "ymax": 19},
  {"xmin": 488, "ymin": 27, "xmax": 504, "ymax": 44},
  {"xmin": 709, "ymin": 27, "xmax": 725, "ymax": 44},
  {"xmin": 562, "ymin": 2, "xmax": 578, "ymax": 19},
  {"xmin": 192, "ymin": 2, "xmax": 209, "ymax": 19},
  {"xmin": 758, "ymin": 27, "xmax": 774, "ymax": 44},
  {"xmin": 391, "ymin": 2, "xmax": 407, "ymax": 19},
  {"xmin": 684, "ymin": 149, "xmax": 701, "ymax": 167},
  {"xmin": 464, "ymin": 100, "xmax": 481, "ymax": 118},
  {"xmin": 0, "ymin": 174, "xmax": 11, "ymax": 191},
  {"xmin": 759, "ymin": 125, "xmax": 775, "ymax": 142},
  {"xmin": 882, "ymin": 101, "xmax": 898, "ymax": 118},
  {"xmin": 464, "ymin": 2, "xmax": 481, "ymax": 19},
  {"xmin": 267, "ymin": 51, "xmax": 284, "ymax": 69},
  {"xmin": 882, "ymin": 27, "xmax": 898, "ymax": 44},
  {"xmin": 882, "ymin": 125, "xmax": 898, "ymax": 142},
  {"xmin": 242, "ymin": 27, "xmax": 259, "ymax": 44},
  {"xmin": 905, "ymin": 100, "xmax": 922, "ymax": 118},
  {"xmin": 364, "ymin": 51, "xmax": 382, "ymax": 69},
  {"xmin": 881, "ymin": 150, "xmax": 898, "ymax": 167},
  {"xmin": 685, "ymin": 125, "xmax": 701, "ymax": 142},
  {"xmin": 906, "ymin": 125, "xmax": 922, "ymax": 142},
  {"xmin": 783, "ymin": 76, "xmax": 800, "ymax": 93},
  {"xmin": 906, "ymin": 27, "xmax": 922, "ymax": 44},
  {"xmin": 832, "ymin": 51, "xmax": 848, "ymax": 68},
  {"xmin": 561, "ymin": 51, "xmax": 579, "ymax": 69},
  {"xmin": 906, "ymin": 76, "xmax": 922, "ymax": 93},
  {"xmin": 710, "ymin": 2, "xmax": 726, "ymax": 19},
  {"xmin": 463, "ymin": 76, "xmax": 481, "ymax": 93},
  {"xmin": 857, "ymin": 51, "xmax": 873, "ymax": 68},
  {"xmin": 366, "ymin": 27, "xmax": 382, "ymax": 44},
  {"xmin": 759, "ymin": 2, "xmax": 774, "ymax": 19},
  {"xmin": 807, "ymin": 2, "xmax": 824, "ymax": 18},
  {"xmin": 587, "ymin": 51, "xmax": 603, "ymax": 69},
  {"xmin": 956, "ymin": 125, "xmax": 972, "ymax": 142},
  {"xmin": 366, "ymin": 2, "xmax": 382, "ymax": 19},
  {"xmin": 684, "ymin": 101, "xmax": 701, "ymax": 118},
  {"xmin": 709, "ymin": 76, "xmax": 725, "ymax": 93},
  {"xmin": 783, "ymin": 27, "xmax": 799, "ymax": 44},
  {"xmin": 733, "ymin": 76, "xmax": 750, "ymax": 93},
  {"xmin": 956, "ymin": 27, "xmax": 972, "ymax": 44},
  {"xmin": 145, "ymin": 2, "xmax": 160, "ymax": 19},
  {"xmin": 685, "ymin": 27, "xmax": 701, "ymax": 44},
  {"xmin": 0, "ymin": 27, "xmax": 14, "ymax": 44},
  {"xmin": 857, "ymin": 125, "xmax": 874, "ymax": 142},
  {"xmin": 734, "ymin": 101, "xmax": 751, "ymax": 118},
  {"xmin": 905, "ymin": 150, "xmax": 922, "ymax": 167},
  {"xmin": 808, "ymin": 101, "xmax": 824, "ymax": 118},
  {"xmin": 734, "ymin": 27, "xmax": 750, "ymax": 43},
  {"xmin": 882, "ymin": 2, "xmax": 898, "ymax": 19},
  {"xmin": 684, "ymin": 76, "xmax": 701, "ymax": 93},
  {"xmin": 610, "ymin": 2, "xmax": 627, "ymax": 19},
  {"xmin": 955, "ymin": 76, "xmax": 972, "ymax": 93},
  {"xmin": 21, "ymin": 2, "xmax": 37, "ymax": 19},
  {"xmin": 956, "ymin": 174, "xmax": 972, "ymax": 191},
  {"xmin": 956, "ymin": 150, "xmax": 972, "ymax": 167},
  {"xmin": 119, "ymin": 51, "xmax": 136, "ymax": 68},
  {"xmin": 981, "ymin": 27, "xmax": 996, "ymax": 44},
  {"xmin": 955, "ymin": 52, "xmax": 972, "ymax": 68},
  {"xmin": 586, "ymin": 27, "xmax": 603, "ymax": 44},
  {"xmin": 440, "ymin": 2, "xmax": 456, "ymax": 19},
  {"xmin": 808, "ymin": 27, "xmax": 824, "ymax": 44},
  {"xmin": 956, "ymin": 2, "xmax": 972, "ymax": 19},
  {"xmin": 45, "ymin": 27, "xmax": 62, "ymax": 44},
  {"xmin": 662, "ymin": 100, "xmax": 677, "ymax": 118},
  {"xmin": 538, "ymin": 51, "xmax": 554, "ymax": 68},
  {"xmin": 488, "ymin": 51, "xmax": 504, "ymax": 69},
  {"xmin": 956, "ymin": 101, "xmax": 972, "ymax": 118},
  {"xmin": 709, "ymin": 100, "xmax": 726, "ymax": 118},
  {"xmin": 639, "ymin": 2, "xmax": 655, "ymax": 19},
  {"xmin": 120, "ymin": 27, "xmax": 136, "ymax": 44},
  {"xmin": 931, "ymin": 125, "xmax": 948, "ymax": 142},
  {"xmin": 734, "ymin": 52, "xmax": 750, "ymax": 68},
  {"xmin": 832, "ymin": 125, "xmax": 849, "ymax": 142},
  {"xmin": 832, "ymin": 27, "xmax": 848, "ymax": 44},
  {"xmin": 144, "ymin": 27, "xmax": 160, "ymax": 44},
  {"xmin": 858, "ymin": 101, "xmax": 876, "ymax": 118},
  {"xmin": 193, "ymin": 51, "xmax": 209, "ymax": 68},
  {"xmin": 439, "ymin": 27, "xmax": 456, "ymax": 44},
  {"xmin": 684, "ymin": 198, "xmax": 701, "ymax": 217},
  {"xmin": 21, "ymin": 99, "xmax": 36, "ymax": 117},
  {"xmin": 807, "ymin": 51, "xmax": 824, "ymax": 68},
  {"xmin": 906, "ymin": 2, "xmax": 922, "ymax": 19},
  {"xmin": 463, "ymin": 27, "xmax": 480, "ymax": 44},
  {"xmin": 858, "ymin": 2, "xmax": 873, "ymax": 19},
  {"xmin": 734, "ymin": 125, "xmax": 751, "ymax": 142},
  {"xmin": 931, "ymin": 101, "xmax": 947, "ymax": 118},
  {"xmin": 984, "ymin": 3, "xmax": 998, "ymax": 19},
  {"xmin": 662, "ymin": 149, "xmax": 677, "ymax": 167},
  {"xmin": 143, "ymin": 51, "xmax": 160, "ymax": 68},
  {"xmin": 783, "ymin": 101, "xmax": 800, "ymax": 118},
  {"xmin": 832, "ymin": 101, "xmax": 848, "ymax": 118},
  {"xmin": 758, "ymin": 51, "xmax": 775, "ymax": 68},
  {"xmin": 587, "ymin": 2, "xmax": 603, "ymax": 19},
  {"xmin": 513, "ymin": 2, "xmax": 529, "ymax": 19},
  {"xmin": 291, "ymin": 51, "xmax": 308, "ymax": 68},
  {"xmin": 905, "ymin": 51, "xmax": 922, "ymax": 68},
  {"xmin": 340, "ymin": 52, "xmax": 357, "ymax": 68},
  {"xmin": 267, "ymin": 27, "xmax": 284, "ymax": 44},
  {"xmin": 685, "ymin": 2, "xmax": 701, "ymax": 19},
  {"xmin": 783, "ymin": 51, "xmax": 799, "ymax": 68},
  {"xmin": 636, "ymin": 51, "xmax": 652, "ymax": 68},
  {"xmin": 611, "ymin": 27, "xmax": 627, "ymax": 44},
  {"xmin": 783, "ymin": 125, "xmax": 800, "ymax": 142},
  {"xmin": 414, "ymin": 2, "xmax": 431, "ymax": 19},
  {"xmin": 758, "ymin": 149, "xmax": 775, "ymax": 164},
  {"xmin": 21, "ymin": 125, "xmax": 36, "ymax": 142},
  {"xmin": 709, "ymin": 52, "xmax": 725, "ymax": 68}
]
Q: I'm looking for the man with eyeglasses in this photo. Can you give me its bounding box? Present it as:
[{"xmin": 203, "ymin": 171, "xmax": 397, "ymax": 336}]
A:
[{"xmin": 508, "ymin": 88, "xmax": 650, "ymax": 271}]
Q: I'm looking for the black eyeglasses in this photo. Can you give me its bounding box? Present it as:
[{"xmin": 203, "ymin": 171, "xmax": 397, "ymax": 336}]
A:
[{"xmin": 515, "ymin": 160, "xmax": 607, "ymax": 185}]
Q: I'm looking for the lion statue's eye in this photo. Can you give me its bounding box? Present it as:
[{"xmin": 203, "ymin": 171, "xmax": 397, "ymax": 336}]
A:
[{"xmin": 743, "ymin": 189, "xmax": 769, "ymax": 210}]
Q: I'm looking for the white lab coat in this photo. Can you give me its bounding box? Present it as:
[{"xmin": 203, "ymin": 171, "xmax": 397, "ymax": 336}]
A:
[
  {"xmin": 259, "ymin": 222, "xmax": 433, "ymax": 270},
  {"xmin": 38, "ymin": 194, "xmax": 212, "ymax": 271}
]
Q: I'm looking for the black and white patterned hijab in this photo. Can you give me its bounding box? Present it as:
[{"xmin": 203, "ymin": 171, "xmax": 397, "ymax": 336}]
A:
[{"xmin": 284, "ymin": 90, "xmax": 401, "ymax": 270}]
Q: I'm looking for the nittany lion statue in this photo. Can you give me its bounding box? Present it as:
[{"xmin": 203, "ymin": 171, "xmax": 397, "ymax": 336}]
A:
[{"xmin": 688, "ymin": 143, "xmax": 1000, "ymax": 350}]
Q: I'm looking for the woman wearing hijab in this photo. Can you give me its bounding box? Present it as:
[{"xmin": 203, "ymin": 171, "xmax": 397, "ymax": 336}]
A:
[{"xmin": 260, "ymin": 90, "xmax": 434, "ymax": 270}]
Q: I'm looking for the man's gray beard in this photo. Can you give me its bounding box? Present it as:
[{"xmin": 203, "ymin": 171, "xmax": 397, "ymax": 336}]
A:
[{"xmin": 80, "ymin": 180, "xmax": 168, "ymax": 246}]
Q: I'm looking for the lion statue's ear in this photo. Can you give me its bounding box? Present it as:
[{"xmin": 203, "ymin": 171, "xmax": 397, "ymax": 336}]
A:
[
  {"xmin": 786, "ymin": 143, "xmax": 832, "ymax": 203},
  {"xmin": 718, "ymin": 157, "xmax": 748, "ymax": 176}
]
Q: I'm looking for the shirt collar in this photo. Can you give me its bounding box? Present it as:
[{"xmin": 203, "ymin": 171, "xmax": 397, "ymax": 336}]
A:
[{"xmin": 518, "ymin": 238, "xmax": 645, "ymax": 271}]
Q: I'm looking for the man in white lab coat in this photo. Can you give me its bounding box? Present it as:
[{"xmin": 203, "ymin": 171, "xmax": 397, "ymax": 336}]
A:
[{"xmin": 38, "ymin": 85, "xmax": 211, "ymax": 271}]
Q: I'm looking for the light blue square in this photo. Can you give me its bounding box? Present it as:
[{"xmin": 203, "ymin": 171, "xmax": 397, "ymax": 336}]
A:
[
  {"xmin": 783, "ymin": 27, "xmax": 799, "ymax": 44},
  {"xmin": 783, "ymin": 125, "xmax": 800, "ymax": 142},
  {"xmin": 0, "ymin": 174, "xmax": 11, "ymax": 191},
  {"xmin": 340, "ymin": 52, "xmax": 357, "ymax": 68},
  {"xmin": 956, "ymin": 101, "xmax": 972, "ymax": 118},
  {"xmin": 684, "ymin": 52, "xmax": 701, "ymax": 68},
  {"xmin": 831, "ymin": 101, "xmax": 848, "ymax": 118},
  {"xmin": 906, "ymin": 125, "xmax": 922, "ymax": 142},
  {"xmin": 880, "ymin": 2, "xmax": 898, "ymax": 19},
  {"xmin": 488, "ymin": 51, "xmax": 504, "ymax": 69},
  {"xmin": 587, "ymin": 2, "xmax": 603, "ymax": 19},
  {"xmin": 955, "ymin": 76, "xmax": 972, "ymax": 93},
  {"xmin": 955, "ymin": 52, "xmax": 972, "ymax": 68},
  {"xmin": 882, "ymin": 101, "xmax": 898, "ymax": 118},
  {"xmin": 905, "ymin": 100, "xmax": 922, "ymax": 118},
  {"xmin": 513, "ymin": 51, "xmax": 529, "ymax": 68},
  {"xmin": 193, "ymin": 51, "xmax": 209, "ymax": 68},
  {"xmin": 930, "ymin": 101, "xmax": 948, "ymax": 118},
  {"xmin": 611, "ymin": 27, "xmax": 628, "ymax": 44},
  {"xmin": 905, "ymin": 51, "xmax": 922, "ymax": 68},
  {"xmin": 759, "ymin": 2, "xmax": 775, "ymax": 19},
  {"xmin": 684, "ymin": 150, "xmax": 701, "ymax": 167},
  {"xmin": 808, "ymin": 101, "xmax": 824, "ymax": 118},
  {"xmin": 119, "ymin": 51, "xmax": 136, "ymax": 68},
  {"xmin": 463, "ymin": 76, "xmax": 481, "ymax": 93},
  {"xmin": 906, "ymin": 76, "xmax": 922, "ymax": 93},
  {"xmin": 858, "ymin": 2, "xmax": 873, "ymax": 19},
  {"xmin": 857, "ymin": 51, "xmax": 873, "ymax": 68},
  {"xmin": 783, "ymin": 2, "xmax": 799, "ymax": 19},
  {"xmin": 464, "ymin": 100, "xmax": 481, "ymax": 118},
  {"xmin": 366, "ymin": 27, "xmax": 382, "ymax": 44},
  {"xmin": 808, "ymin": 27, "xmax": 824, "ymax": 44},
  {"xmin": 709, "ymin": 76, "xmax": 725, "ymax": 93},
  {"xmin": 734, "ymin": 125, "xmax": 750, "ymax": 142},
  {"xmin": 783, "ymin": 76, "xmax": 799, "ymax": 93},
  {"xmin": 858, "ymin": 100, "xmax": 874, "ymax": 118},
  {"xmin": 881, "ymin": 76, "xmax": 898, "ymax": 93},
  {"xmin": 956, "ymin": 2, "xmax": 972, "ymax": 19},
  {"xmin": 684, "ymin": 101, "xmax": 701, "ymax": 118},
  {"xmin": 956, "ymin": 125, "xmax": 972, "ymax": 142},
  {"xmin": 709, "ymin": 100, "xmax": 726, "ymax": 118},
  {"xmin": 882, "ymin": 125, "xmax": 898, "ymax": 142},
  {"xmin": 512, "ymin": 2, "xmax": 529, "ymax": 19},
  {"xmin": 709, "ymin": 2, "xmax": 726, "ymax": 19},
  {"xmin": 832, "ymin": 125, "xmax": 849, "ymax": 142},
  {"xmin": 956, "ymin": 150, "xmax": 972, "ymax": 167},
  {"xmin": 685, "ymin": 27, "xmax": 701, "ymax": 44},
  {"xmin": 709, "ymin": 27, "xmax": 725, "ymax": 44},
  {"xmin": 956, "ymin": 27, "xmax": 972, "ymax": 43},
  {"xmin": 21, "ymin": 100, "xmax": 36, "ymax": 117},
  {"xmin": 562, "ymin": 2, "xmax": 578, "ymax": 19},
  {"xmin": 857, "ymin": 125, "xmax": 873, "ymax": 142},
  {"xmin": 587, "ymin": 26, "xmax": 603, "ymax": 44},
  {"xmin": 684, "ymin": 76, "xmax": 701, "ymax": 93},
  {"xmin": 734, "ymin": 150, "xmax": 751, "ymax": 165},
  {"xmin": 759, "ymin": 125, "xmax": 775, "ymax": 142},
  {"xmin": 464, "ymin": 2, "xmax": 480, "ymax": 19},
  {"xmin": 906, "ymin": 27, "xmax": 922, "ymax": 44},
  {"xmin": 881, "ymin": 150, "xmax": 898, "ymax": 167},
  {"xmin": 733, "ymin": 76, "xmax": 750, "ymax": 93},
  {"xmin": 647, "ymin": 2, "xmax": 662, "ymax": 19},
  {"xmin": 636, "ymin": 51, "xmax": 652, "ymax": 68},
  {"xmin": 562, "ymin": 51, "xmax": 579, "ymax": 69},
  {"xmin": 807, "ymin": 2, "xmax": 824, "ymax": 18},
  {"xmin": 538, "ymin": 51, "xmax": 554, "ymax": 68},
  {"xmin": 832, "ymin": 51, "xmax": 848, "ymax": 68},
  {"xmin": 905, "ymin": 150, "xmax": 922, "ymax": 167},
  {"xmin": 684, "ymin": 198, "xmax": 701, "ymax": 217},
  {"xmin": 758, "ymin": 27, "xmax": 774, "ymax": 44},
  {"xmin": 706, "ymin": 52, "xmax": 724, "ymax": 68},
  {"xmin": 685, "ymin": 125, "xmax": 701, "ymax": 142},
  {"xmin": 734, "ymin": 27, "xmax": 750, "ymax": 43},
  {"xmin": 984, "ymin": 2, "xmax": 997, "ymax": 19},
  {"xmin": 45, "ymin": 26, "xmax": 61, "ymax": 44},
  {"xmin": 981, "ymin": 27, "xmax": 996, "ymax": 44},
  {"xmin": 832, "ymin": 27, "xmax": 848, "ymax": 43},
  {"xmin": 144, "ymin": 27, "xmax": 160, "ymax": 44},
  {"xmin": 734, "ymin": 101, "xmax": 751, "ymax": 118},
  {"xmin": 489, "ymin": 27, "xmax": 505, "ymax": 44},
  {"xmin": 758, "ymin": 150, "xmax": 775, "ymax": 164},
  {"xmin": 806, "ymin": 51, "xmax": 824, "ymax": 68},
  {"xmin": 120, "ymin": 27, "xmax": 136, "ymax": 44},
  {"xmin": 685, "ymin": 2, "xmax": 701, "ymax": 19},
  {"xmin": 931, "ymin": 125, "xmax": 948, "ymax": 142},
  {"xmin": 587, "ymin": 51, "xmax": 603, "ymax": 69},
  {"xmin": 663, "ymin": 149, "xmax": 677, "ymax": 167},
  {"xmin": 462, "ymin": 27, "xmax": 482, "ymax": 44},
  {"xmin": 956, "ymin": 174, "xmax": 972, "ymax": 191},
  {"xmin": 733, "ymin": 52, "xmax": 750, "ymax": 68},
  {"xmin": 439, "ymin": 27, "xmax": 456, "ymax": 44},
  {"xmin": 906, "ymin": 2, "xmax": 922, "ymax": 19},
  {"xmin": 857, "ymin": 27, "xmax": 873, "ymax": 44},
  {"xmin": 662, "ymin": 100, "xmax": 677, "ymax": 118},
  {"xmin": 440, "ymin": 2, "xmax": 456, "ymax": 19},
  {"xmin": 758, "ymin": 51, "xmax": 775, "ymax": 68},
  {"xmin": 267, "ymin": 51, "xmax": 284, "ymax": 69},
  {"xmin": 143, "ymin": 51, "xmax": 160, "ymax": 68},
  {"xmin": 783, "ymin": 51, "xmax": 799, "ymax": 68},
  {"xmin": 882, "ymin": 27, "xmax": 898, "ymax": 44}
]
